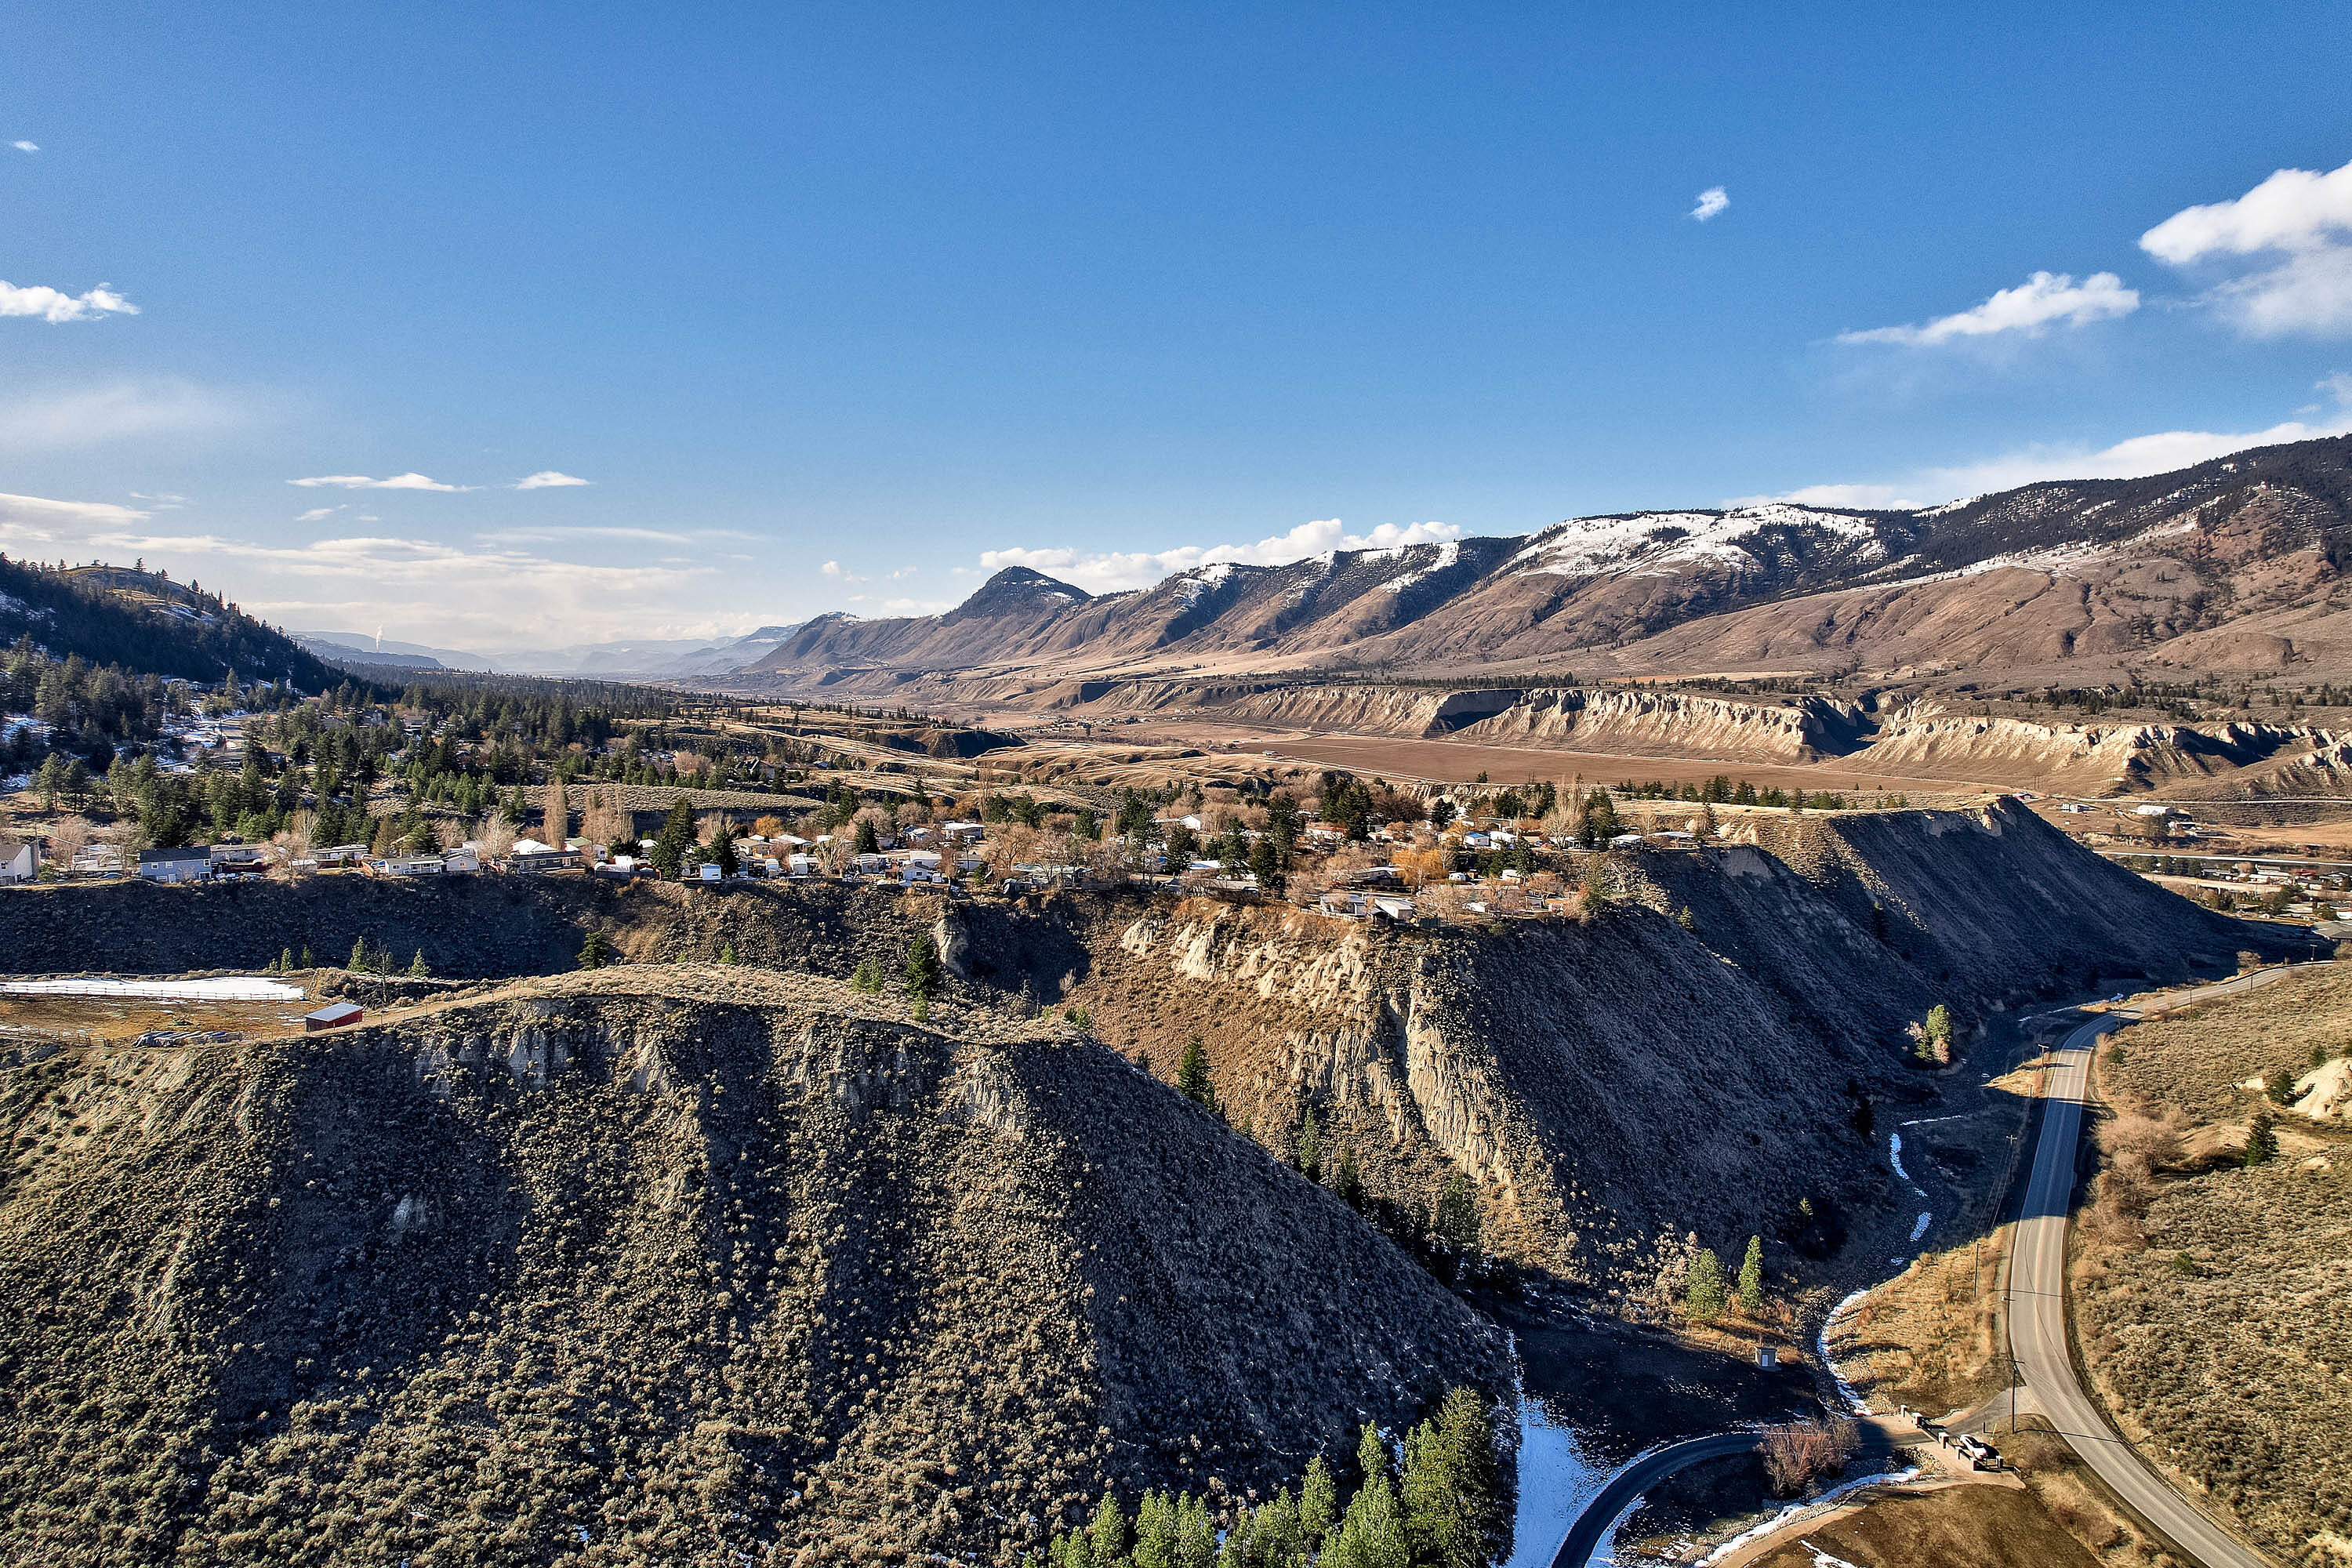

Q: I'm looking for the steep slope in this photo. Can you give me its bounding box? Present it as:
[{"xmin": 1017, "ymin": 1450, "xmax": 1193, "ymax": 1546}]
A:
[
  {"xmin": 1054, "ymin": 800, "xmax": 2301, "ymax": 1294},
  {"xmin": 0, "ymin": 558, "xmax": 347, "ymax": 688},
  {"xmin": 0, "ymin": 968, "xmax": 1507, "ymax": 1566},
  {"xmin": 736, "ymin": 434, "xmax": 2352, "ymax": 696}
]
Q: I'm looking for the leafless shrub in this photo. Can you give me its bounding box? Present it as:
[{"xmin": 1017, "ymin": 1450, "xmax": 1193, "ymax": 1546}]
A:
[{"xmin": 1758, "ymin": 1417, "xmax": 1857, "ymax": 1495}]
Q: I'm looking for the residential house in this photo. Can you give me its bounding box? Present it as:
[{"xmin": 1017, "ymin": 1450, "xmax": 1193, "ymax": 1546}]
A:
[
  {"xmin": 368, "ymin": 855, "xmax": 448, "ymax": 877},
  {"xmin": 70, "ymin": 842, "xmax": 123, "ymax": 877},
  {"xmin": 209, "ymin": 844, "xmax": 270, "ymax": 877},
  {"xmin": 137, "ymin": 846, "xmax": 214, "ymax": 884},
  {"xmin": 0, "ymin": 836, "xmax": 39, "ymax": 884},
  {"xmin": 503, "ymin": 839, "xmax": 580, "ymax": 874}
]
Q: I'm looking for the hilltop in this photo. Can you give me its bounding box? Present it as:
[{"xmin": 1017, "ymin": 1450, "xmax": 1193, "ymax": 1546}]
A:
[
  {"xmin": 0, "ymin": 557, "xmax": 345, "ymax": 689},
  {"xmin": 0, "ymin": 967, "xmax": 1508, "ymax": 1566}
]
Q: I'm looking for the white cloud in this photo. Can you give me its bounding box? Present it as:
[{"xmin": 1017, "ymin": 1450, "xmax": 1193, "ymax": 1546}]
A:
[
  {"xmin": 1748, "ymin": 408, "xmax": 2352, "ymax": 511},
  {"xmin": 0, "ymin": 491, "xmax": 151, "ymax": 544},
  {"xmin": 11, "ymin": 141, "xmax": 36, "ymax": 154},
  {"xmin": 819, "ymin": 560, "xmax": 869, "ymax": 582},
  {"xmin": 0, "ymin": 486, "xmax": 721, "ymax": 648},
  {"xmin": 978, "ymin": 517, "xmax": 1464, "ymax": 595},
  {"xmin": 1839, "ymin": 270, "xmax": 2138, "ymax": 347},
  {"xmin": 0, "ymin": 379, "xmax": 242, "ymax": 450},
  {"xmin": 1690, "ymin": 186, "xmax": 1729, "ymax": 222},
  {"xmin": 1725, "ymin": 482, "xmax": 1924, "ymax": 511},
  {"xmin": 287, "ymin": 472, "xmax": 474, "ymax": 492},
  {"xmin": 294, "ymin": 506, "xmax": 344, "ymax": 524},
  {"xmin": 514, "ymin": 470, "xmax": 590, "ymax": 489},
  {"xmin": 2140, "ymin": 156, "xmax": 2352, "ymax": 337},
  {"xmin": 0, "ymin": 279, "xmax": 137, "ymax": 324}
]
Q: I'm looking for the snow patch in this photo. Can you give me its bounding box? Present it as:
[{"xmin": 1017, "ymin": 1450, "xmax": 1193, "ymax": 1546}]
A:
[
  {"xmin": 1693, "ymin": 1468, "xmax": 1919, "ymax": 1565},
  {"xmin": 3, "ymin": 976, "xmax": 304, "ymax": 1001}
]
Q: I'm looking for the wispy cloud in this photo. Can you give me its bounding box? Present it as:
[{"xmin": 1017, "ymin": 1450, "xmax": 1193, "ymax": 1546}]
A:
[
  {"xmin": 514, "ymin": 470, "xmax": 590, "ymax": 489},
  {"xmin": 479, "ymin": 524, "xmax": 758, "ymax": 548},
  {"xmin": 820, "ymin": 560, "xmax": 869, "ymax": 583},
  {"xmin": 2141, "ymin": 154, "xmax": 2352, "ymax": 338},
  {"xmin": 1737, "ymin": 403, "xmax": 2352, "ymax": 510},
  {"xmin": 0, "ymin": 279, "xmax": 136, "ymax": 324},
  {"xmin": 0, "ymin": 488, "xmax": 724, "ymax": 648},
  {"xmin": 1838, "ymin": 270, "xmax": 2138, "ymax": 347},
  {"xmin": 1690, "ymin": 186, "xmax": 1729, "ymax": 222},
  {"xmin": 288, "ymin": 472, "xmax": 474, "ymax": 492},
  {"xmin": 979, "ymin": 517, "xmax": 1464, "ymax": 594},
  {"xmin": 294, "ymin": 505, "xmax": 345, "ymax": 524},
  {"xmin": 0, "ymin": 379, "xmax": 242, "ymax": 450},
  {"xmin": 10, "ymin": 141, "xmax": 36, "ymax": 154}
]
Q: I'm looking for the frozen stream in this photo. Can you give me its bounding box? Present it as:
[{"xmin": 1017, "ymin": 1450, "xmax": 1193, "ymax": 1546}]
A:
[{"xmin": 1501, "ymin": 1347, "xmax": 1610, "ymax": 1568}]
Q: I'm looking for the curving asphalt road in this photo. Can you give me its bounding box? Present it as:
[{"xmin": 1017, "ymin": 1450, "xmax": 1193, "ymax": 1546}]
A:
[
  {"xmin": 1548, "ymin": 1431, "xmax": 1759, "ymax": 1568},
  {"xmin": 2007, "ymin": 970, "xmax": 2290, "ymax": 1568}
]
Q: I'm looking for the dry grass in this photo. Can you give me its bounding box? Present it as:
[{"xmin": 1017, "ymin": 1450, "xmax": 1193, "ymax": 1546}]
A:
[
  {"xmin": 1745, "ymin": 1481, "xmax": 2108, "ymax": 1568},
  {"xmin": 2071, "ymin": 971, "xmax": 2352, "ymax": 1567}
]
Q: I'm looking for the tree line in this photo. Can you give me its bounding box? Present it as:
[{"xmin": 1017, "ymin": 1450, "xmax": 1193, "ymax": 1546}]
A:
[{"xmin": 1039, "ymin": 1388, "xmax": 1506, "ymax": 1568}]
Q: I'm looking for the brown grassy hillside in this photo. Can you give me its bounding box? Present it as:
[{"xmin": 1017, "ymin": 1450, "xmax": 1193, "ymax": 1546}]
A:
[
  {"xmin": 0, "ymin": 969, "xmax": 1507, "ymax": 1566},
  {"xmin": 2072, "ymin": 968, "xmax": 2352, "ymax": 1566}
]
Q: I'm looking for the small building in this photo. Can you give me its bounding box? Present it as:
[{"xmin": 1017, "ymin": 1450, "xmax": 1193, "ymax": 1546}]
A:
[
  {"xmin": 314, "ymin": 843, "xmax": 372, "ymax": 868},
  {"xmin": 303, "ymin": 1001, "xmax": 364, "ymax": 1032},
  {"xmin": 209, "ymin": 844, "xmax": 270, "ymax": 877},
  {"xmin": 443, "ymin": 846, "xmax": 480, "ymax": 873},
  {"xmin": 699, "ymin": 862, "xmax": 723, "ymax": 882},
  {"xmin": 0, "ymin": 836, "xmax": 40, "ymax": 884},
  {"xmin": 503, "ymin": 840, "xmax": 581, "ymax": 874},
  {"xmin": 368, "ymin": 855, "xmax": 447, "ymax": 877},
  {"xmin": 137, "ymin": 846, "xmax": 214, "ymax": 884},
  {"xmin": 70, "ymin": 842, "xmax": 123, "ymax": 877}
]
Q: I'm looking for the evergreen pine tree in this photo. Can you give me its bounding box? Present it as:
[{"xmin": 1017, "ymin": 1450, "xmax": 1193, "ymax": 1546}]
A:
[
  {"xmin": 578, "ymin": 929, "xmax": 612, "ymax": 970},
  {"xmin": 1686, "ymin": 1247, "xmax": 1728, "ymax": 1320},
  {"xmin": 1299, "ymin": 1456, "xmax": 1338, "ymax": 1550},
  {"xmin": 1131, "ymin": 1490, "xmax": 1175, "ymax": 1568},
  {"xmin": 1334, "ymin": 1145, "xmax": 1364, "ymax": 1209},
  {"xmin": 903, "ymin": 933, "xmax": 943, "ymax": 1002},
  {"xmin": 719, "ymin": 941, "xmax": 738, "ymax": 966},
  {"xmin": 1356, "ymin": 1421, "xmax": 1389, "ymax": 1491},
  {"xmin": 278, "ymin": 946, "xmax": 294, "ymax": 973},
  {"xmin": 1252, "ymin": 1487, "xmax": 1303, "ymax": 1563},
  {"xmin": 1173, "ymin": 1494, "xmax": 1215, "ymax": 1568},
  {"xmin": 1677, "ymin": 905, "xmax": 1695, "ymax": 932},
  {"xmin": 349, "ymin": 936, "xmax": 370, "ymax": 972},
  {"xmin": 406, "ymin": 949, "xmax": 429, "ymax": 979},
  {"xmin": 854, "ymin": 817, "xmax": 880, "ymax": 855},
  {"xmin": 299, "ymin": 945, "xmax": 312, "ymax": 969},
  {"xmin": 1177, "ymin": 1034, "xmax": 1217, "ymax": 1113},
  {"xmin": 1296, "ymin": 1108, "xmax": 1323, "ymax": 1185},
  {"xmin": 651, "ymin": 798, "xmax": 695, "ymax": 879},
  {"xmin": 2244, "ymin": 1111, "xmax": 2279, "ymax": 1166},
  {"xmin": 1087, "ymin": 1490, "xmax": 1130, "ymax": 1566},
  {"xmin": 1323, "ymin": 1470, "xmax": 1410, "ymax": 1568},
  {"xmin": 1433, "ymin": 1173, "xmax": 1481, "ymax": 1251},
  {"xmin": 1738, "ymin": 1235, "xmax": 1763, "ymax": 1314}
]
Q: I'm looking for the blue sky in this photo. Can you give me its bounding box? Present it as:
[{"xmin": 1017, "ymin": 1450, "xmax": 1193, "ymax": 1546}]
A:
[{"xmin": 3, "ymin": 3, "xmax": 2351, "ymax": 649}]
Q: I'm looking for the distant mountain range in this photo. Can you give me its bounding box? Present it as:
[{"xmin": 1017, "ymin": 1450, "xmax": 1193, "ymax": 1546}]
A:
[
  {"xmin": 292, "ymin": 624, "xmax": 803, "ymax": 680},
  {"xmin": 735, "ymin": 434, "xmax": 2352, "ymax": 702}
]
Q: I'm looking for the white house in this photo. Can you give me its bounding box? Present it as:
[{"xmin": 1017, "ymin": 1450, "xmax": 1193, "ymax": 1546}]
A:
[
  {"xmin": 137, "ymin": 846, "xmax": 213, "ymax": 884},
  {"xmin": 0, "ymin": 837, "xmax": 39, "ymax": 884}
]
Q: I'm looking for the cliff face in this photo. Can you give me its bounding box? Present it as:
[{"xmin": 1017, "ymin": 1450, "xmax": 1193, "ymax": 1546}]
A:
[
  {"xmin": 1048, "ymin": 801, "xmax": 2305, "ymax": 1298},
  {"xmin": 0, "ymin": 970, "xmax": 1506, "ymax": 1567}
]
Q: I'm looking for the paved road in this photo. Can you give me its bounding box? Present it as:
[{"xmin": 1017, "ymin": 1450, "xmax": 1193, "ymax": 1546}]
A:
[
  {"xmin": 1548, "ymin": 1431, "xmax": 1759, "ymax": 1568},
  {"xmin": 2007, "ymin": 970, "xmax": 2291, "ymax": 1568}
]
